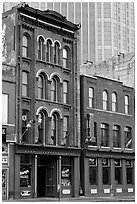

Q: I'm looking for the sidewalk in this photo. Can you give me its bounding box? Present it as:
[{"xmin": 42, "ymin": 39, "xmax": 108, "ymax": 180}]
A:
[{"xmin": 3, "ymin": 195, "xmax": 135, "ymax": 202}]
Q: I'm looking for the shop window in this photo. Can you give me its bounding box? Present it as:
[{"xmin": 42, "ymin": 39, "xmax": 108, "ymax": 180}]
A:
[
  {"xmin": 63, "ymin": 81, "xmax": 69, "ymax": 104},
  {"xmin": 22, "ymin": 34, "xmax": 30, "ymax": 58},
  {"xmin": 89, "ymin": 87, "xmax": 94, "ymax": 108},
  {"xmin": 89, "ymin": 158, "xmax": 98, "ymax": 185},
  {"xmin": 20, "ymin": 155, "xmax": 32, "ymax": 187},
  {"xmin": 38, "ymin": 74, "xmax": 47, "ymax": 99},
  {"xmin": 125, "ymin": 95, "xmax": 129, "ymax": 114},
  {"xmin": 103, "ymin": 90, "xmax": 108, "ymax": 111},
  {"xmin": 114, "ymin": 159, "xmax": 122, "ymax": 185},
  {"xmin": 61, "ymin": 157, "xmax": 72, "ymax": 187},
  {"xmin": 46, "ymin": 39, "xmax": 52, "ymax": 63},
  {"xmin": 101, "ymin": 123, "xmax": 109, "ymax": 147},
  {"xmin": 126, "ymin": 160, "xmax": 134, "ymax": 184},
  {"xmin": 113, "ymin": 125, "xmax": 121, "ymax": 148},
  {"xmin": 50, "ymin": 112, "xmax": 59, "ymax": 145},
  {"xmin": 2, "ymin": 94, "xmax": 8, "ymax": 125},
  {"xmin": 54, "ymin": 41, "xmax": 60, "ymax": 65},
  {"xmin": 124, "ymin": 127, "xmax": 132, "ymax": 149},
  {"xmin": 22, "ymin": 71, "xmax": 28, "ymax": 97},
  {"xmin": 102, "ymin": 158, "xmax": 110, "ymax": 185},
  {"xmin": 38, "ymin": 36, "xmax": 45, "ymax": 61},
  {"xmin": 112, "ymin": 92, "xmax": 117, "ymax": 112}
]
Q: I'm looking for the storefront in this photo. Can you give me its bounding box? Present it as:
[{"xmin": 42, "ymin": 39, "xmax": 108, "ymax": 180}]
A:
[
  {"xmin": 81, "ymin": 149, "xmax": 135, "ymax": 197},
  {"xmin": 14, "ymin": 144, "xmax": 80, "ymax": 199}
]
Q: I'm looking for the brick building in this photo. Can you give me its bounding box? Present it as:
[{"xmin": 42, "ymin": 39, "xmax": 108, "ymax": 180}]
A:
[
  {"xmin": 80, "ymin": 75, "xmax": 135, "ymax": 197},
  {"xmin": 2, "ymin": 3, "xmax": 80, "ymax": 200}
]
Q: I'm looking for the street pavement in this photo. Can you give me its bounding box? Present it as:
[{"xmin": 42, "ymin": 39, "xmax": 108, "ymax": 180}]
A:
[{"xmin": 3, "ymin": 195, "xmax": 135, "ymax": 202}]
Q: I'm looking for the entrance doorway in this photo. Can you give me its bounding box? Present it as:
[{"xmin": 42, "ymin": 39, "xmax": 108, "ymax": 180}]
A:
[{"xmin": 37, "ymin": 156, "xmax": 57, "ymax": 197}]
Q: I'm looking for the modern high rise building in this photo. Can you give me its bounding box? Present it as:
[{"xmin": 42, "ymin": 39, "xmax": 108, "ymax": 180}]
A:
[{"xmin": 3, "ymin": 2, "xmax": 135, "ymax": 64}]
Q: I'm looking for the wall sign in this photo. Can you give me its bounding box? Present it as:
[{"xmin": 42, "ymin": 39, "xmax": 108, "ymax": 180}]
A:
[
  {"xmin": 62, "ymin": 189, "xmax": 71, "ymax": 195},
  {"xmin": 21, "ymin": 191, "xmax": 31, "ymax": 197}
]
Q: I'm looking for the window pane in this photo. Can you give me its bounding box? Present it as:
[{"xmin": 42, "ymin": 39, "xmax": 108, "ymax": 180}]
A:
[
  {"xmin": 103, "ymin": 91, "xmax": 108, "ymax": 110},
  {"xmin": 2, "ymin": 94, "xmax": 8, "ymax": 124},
  {"xmin": 63, "ymin": 81, "xmax": 68, "ymax": 104},
  {"xmin": 113, "ymin": 125, "xmax": 121, "ymax": 147},
  {"xmin": 22, "ymin": 72, "xmax": 28, "ymax": 96},
  {"xmin": 22, "ymin": 36, "xmax": 28, "ymax": 57},
  {"xmin": 101, "ymin": 123, "xmax": 109, "ymax": 146},
  {"xmin": 89, "ymin": 87, "xmax": 94, "ymax": 108}
]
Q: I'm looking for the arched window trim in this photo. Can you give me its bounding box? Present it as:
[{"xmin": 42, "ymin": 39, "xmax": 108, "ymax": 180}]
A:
[
  {"xmin": 38, "ymin": 73, "xmax": 48, "ymax": 100},
  {"xmin": 46, "ymin": 39, "xmax": 53, "ymax": 62},
  {"xmin": 38, "ymin": 36, "xmax": 45, "ymax": 60},
  {"xmin": 54, "ymin": 41, "xmax": 60, "ymax": 65}
]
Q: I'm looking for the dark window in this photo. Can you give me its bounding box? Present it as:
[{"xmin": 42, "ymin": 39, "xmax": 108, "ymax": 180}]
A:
[
  {"xmin": 50, "ymin": 113, "xmax": 59, "ymax": 145},
  {"xmin": 54, "ymin": 42, "xmax": 60, "ymax": 64},
  {"xmin": 102, "ymin": 158, "xmax": 110, "ymax": 185},
  {"xmin": 51, "ymin": 78, "xmax": 57, "ymax": 102},
  {"xmin": 62, "ymin": 116, "xmax": 69, "ymax": 146},
  {"xmin": 89, "ymin": 158, "xmax": 98, "ymax": 185},
  {"xmin": 114, "ymin": 159, "xmax": 122, "ymax": 185},
  {"xmin": 63, "ymin": 81, "xmax": 69, "ymax": 104},
  {"xmin": 38, "ymin": 74, "xmax": 47, "ymax": 99},
  {"xmin": 38, "ymin": 37, "xmax": 45, "ymax": 60},
  {"xmin": 101, "ymin": 123, "xmax": 109, "ymax": 147},
  {"xmin": 124, "ymin": 127, "xmax": 132, "ymax": 149},
  {"xmin": 46, "ymin": 40, "xmax": 52, "ymax": 62},
  {"xmin": 113, "ymin": 125, "xmax": 121, "ymax": 148},
  {"xmin": 126, "ymin": 160, "xmax": 133, "ymax": 184}
]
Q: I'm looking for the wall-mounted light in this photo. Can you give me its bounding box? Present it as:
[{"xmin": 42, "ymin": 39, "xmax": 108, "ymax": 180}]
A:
[{"xmin": 20, "ymin": 120, "xmax": 35, "ymax": 143}]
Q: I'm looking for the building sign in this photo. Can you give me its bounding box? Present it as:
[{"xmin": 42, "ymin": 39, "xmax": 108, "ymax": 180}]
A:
[
  {"xmin": 2, "ymin": 128, "xmax": 6, "ymax": 142},
  {"xmin": 2, "ymin": 155, "xmax": 8, "ymax": 165}
]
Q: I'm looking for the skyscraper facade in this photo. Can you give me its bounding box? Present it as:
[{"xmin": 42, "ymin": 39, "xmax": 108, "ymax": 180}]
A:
[{"xmin": 3, "ymin": 2, "xmax": 135, "ymax": 64}]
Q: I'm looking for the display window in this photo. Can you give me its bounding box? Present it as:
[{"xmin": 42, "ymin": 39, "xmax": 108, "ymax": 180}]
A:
[
  {"xmin": 102, "ymin": 158, "xmax": 110, "ymax": 185},
  {"xmin": 61, "ymin": 157, "xmax": 71, "ymax": 187},
  {"xmin": 126, "ymin": 160, "xmax": 134, "ymax": 184},
  {"xmin": 89, "ymin": 158, "xmax": 98, "ymax": 185}
]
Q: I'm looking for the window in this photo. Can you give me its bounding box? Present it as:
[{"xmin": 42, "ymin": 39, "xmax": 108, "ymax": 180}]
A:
[
  {"xmin": 113, "ymin": 125, "xmax": 121, "ymax": 148},
  {"xmin": 63, "ymin": 81, "xmax": 69, "ymax": 104},
  {"xmin": 38, "ymin": 36, "xmax": 45, "ymax": 60},
  {"xmin": 37, "ymin": 111, "xmax": 48, "ymax": 145},
  {"xmin": 126, "ymin": 160, "xmax": 133, "ymax": 184},
  {"xmin": 125, "ymin": 95, "xmax": 129, "ymax": 114},
  {"xmin": 103, "ymin": 90, "xmax": 108, "ymax": 110},
  {"xmin": 112, "ymin": 92, "xmax": 117, "ymax": 112},
  {"xmin": 46, "ymin": 39, "xmax": 52, "ymax": 62},
  {"xmin": 38, "ymin": 74, "xmax": 47, "ymax": 99},
  {"xmin": 2, "ymin": 94, "xmax": 8, "ymax": 124},
  {"xmin": 62, "ymin": 116, "xmax": 69, "ymax": 146},
  {"xmin": 89, "ymin": 87, "xmax": 94, "ymax": 108},
  {"xmin": 124, "ymin": 127, "xmax": 132, "ymax": 149},
  {"xmin": 20, "ymin": 155, "xmax": 32, "ymax": 187},
  {"xmin": 22, "ymin": 35, "xmax": 30, "ymax": 58},
  {"xmin": 63, "ymin": 48, "xmax": 68, "ymax": 68},
  {"xmin": 61, "ymin": 157, "xmax": 72, "ymax": 187},
  {"xmin": 50, "ymin": 113, "xmax": 59, "ymax": 145},
  {"xmin": 89, "ymin": 158, "xmax": 98, "ymax": 185},
  {"xmin": 22, "ymin": 110, "xmax": 29, "ymax": 143},
  {"xmin": 101, "ymin": 123, "xmax": 109, "ymax": 147},
  {"xmin": 54, "ymin": 42, "xmax": 60, "ymax": 64},
  {"xmin": 22, "ymin": 72, "xmax": 28, "ymax": 97},
  {"xmin": 51, "ymin": 78, "xmax": 57, "ymax": 102},
  {"xmin": 102, "ymin": 158, "xmax": 110, "ymax": 185},
  {"xmin": 114, "ymin": 159, "xmax": 122, "ymax": 185}
]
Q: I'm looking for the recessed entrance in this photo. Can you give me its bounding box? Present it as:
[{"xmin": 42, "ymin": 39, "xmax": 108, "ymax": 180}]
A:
[{"xmin": 37, "ymin": 155, "xmax": 57, "ymax": 197}]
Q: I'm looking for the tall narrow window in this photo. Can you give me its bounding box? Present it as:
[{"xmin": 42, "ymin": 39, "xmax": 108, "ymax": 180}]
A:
[
  {"xmin": 101, "ymin": 123, "xmax": 109, "ymax": 147},
  {"xmin": 63, "ymin": 81, "xmax": 68, "ymax": 104},
  {"xmin": 63, "ymin": 48, "xmax": 68, "ymax": 68},
  {"xmin": 51, "ymin": 78, "xmax": 57, "ymax": 102},
  {"xmin": 112, "ymin": 92, "xmax": 117, "ymax": 112},
  {"xmin": 125, "ymin": 95, "xmax": 129, "ymax": 114},
  {"xmin": 102, "ymin": 158, "xmax": 110, "ymax": 185},
  {"xmin": 62, "ymin": 116, "xmax": 69, "ymax": 146},
  {"xmin": 89, "ymin": 158, "xmax": 98, "ymax": 185},
  {"xmin": 113, "ymin": 125, "xmax": 121, "ymax": 148},
  {"xmin": 2, "ymin": 94, "xmax": 8, "ymax": 124},
  {"xmin": 51, "ymin": 113, "xmax": 58, "ymax": 145},
  {"xmin": 22, "ymin": 35, "xmax": 29, "ymax": 57},
  {"xmin": 54, "ymin": 42, "xmax": 60, "ymax": 64},
  {"xmin": 46, "ymin": 40, "xmax": 52, "ymax": 62},
  {"xmin": 38, "ymin": 37, "xmax": 45, "ymax": 60},
  {"xmin": 126, "ymin": 160, "xmax": 133, "ymax": 184},
  {"xmin": 124, "ymin": 127, "xmax": 132, "ymax": 149},
  {"xmin": 114, "ymin": 159, "xmax": 122, "ymax": 185},
  {"xmin": 38, "ymin": 75, "xmax": 43, "ymax": 99},
  {"xmin": 89, "ymin": 87, "xmax": 94, "ymax": 108},
  {"xmin": 37, "ymin": 111, "xmax": 47, "ymax": 145},
  {"xmin": 22, "ymin": 72, "xmax": 28, "ymax": 97},
  {"xmin": 103, "ymin": 90, "xmax": 108, "ymax": 110}
]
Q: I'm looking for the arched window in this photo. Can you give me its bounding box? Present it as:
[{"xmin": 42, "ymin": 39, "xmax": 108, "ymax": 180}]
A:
[
  {"xmin": 22, "ymin": 71, "xmax": 28, "ymax": 97},
  {"xmin": 63, "ymin": 48, "xmax": 68, "ymax": 68},
  {"xmin": 54, "ymin": 42, "xmax": 60, "ymax": 65},
  {"xmin": 103, "ymin": 90, "xmax": 108, "ymax": 111},
  {"xmin": 51, "ymin": 76, "xmax": 61, "ymax": 102},
  {"xmin": 50, "ymin": 113, "xmax": 59, "ymax": 145},
  {"xmin": 38, "ymin": 74, "xmax": 47, "ymax": 99},
  {"xmin": 112, "ymin": 92, "xmax": 117, "ymax": 112},
  {"xmin": 38, "ymin": 36, "xmax": 45, "ymax": 60},
  {"xmin": 22, "ymin": 35, "xmax": 30, "ymax": 58},
  {"xmin": 46, "ymin": 39, "xmax": 52, "ymax": 62},
  {"xmin": 37, "ymin": 111, "xmax": 48, "ymax": 145},
  {"xmin": 125, "ymin": 95, "xmax": 129, "ymax": 114}
]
